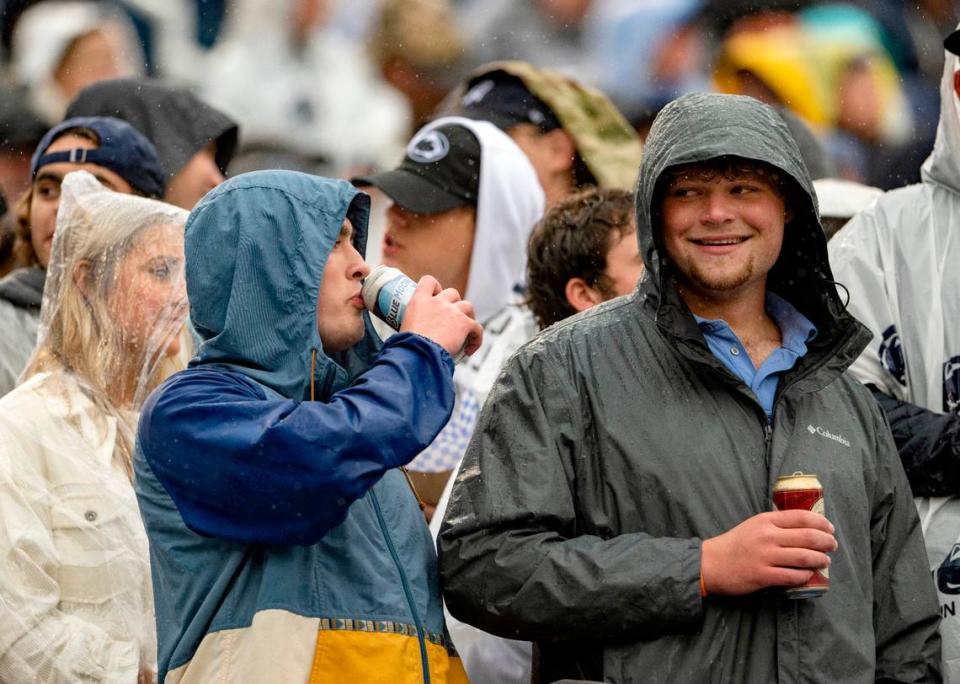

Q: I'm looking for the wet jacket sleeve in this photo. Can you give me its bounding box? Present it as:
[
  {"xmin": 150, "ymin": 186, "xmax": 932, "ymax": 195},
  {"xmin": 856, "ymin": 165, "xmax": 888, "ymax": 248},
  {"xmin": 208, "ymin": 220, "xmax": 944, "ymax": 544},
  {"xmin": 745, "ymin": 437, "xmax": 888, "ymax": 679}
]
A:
[
  {"xmin": 868, "ymin": 401, "xmax": 942, "ymax": 682},
  {"xmin": 871, "ymin": 385, "xmax": 960, "ymax": 497},
  {"xmin": 138, "ymin": 333, "xmax": 454, "ymax": 546},
  {"xmin": 438, "ymin": 350, "xmax": 703, "ymax": 642}
]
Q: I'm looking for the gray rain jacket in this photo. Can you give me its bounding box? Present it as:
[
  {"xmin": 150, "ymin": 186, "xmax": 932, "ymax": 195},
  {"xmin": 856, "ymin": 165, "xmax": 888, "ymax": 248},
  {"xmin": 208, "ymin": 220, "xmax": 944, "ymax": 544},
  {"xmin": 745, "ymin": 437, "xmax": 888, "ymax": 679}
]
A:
[
  {"xmin": 438, "ymin": 93, "xmax": 940, "ymax": 683},
  {"xmin": 0, "ymin": 266, "xmax": 43, "ymax": 397}
]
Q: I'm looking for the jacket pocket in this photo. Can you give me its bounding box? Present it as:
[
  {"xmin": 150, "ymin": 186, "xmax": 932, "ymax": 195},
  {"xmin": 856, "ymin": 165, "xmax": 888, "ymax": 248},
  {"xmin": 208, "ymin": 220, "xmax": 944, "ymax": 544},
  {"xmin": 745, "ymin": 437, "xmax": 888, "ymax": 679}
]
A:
[{"xmin": 50, "ymin": 489, "xmax": 140, "ymax": 606}]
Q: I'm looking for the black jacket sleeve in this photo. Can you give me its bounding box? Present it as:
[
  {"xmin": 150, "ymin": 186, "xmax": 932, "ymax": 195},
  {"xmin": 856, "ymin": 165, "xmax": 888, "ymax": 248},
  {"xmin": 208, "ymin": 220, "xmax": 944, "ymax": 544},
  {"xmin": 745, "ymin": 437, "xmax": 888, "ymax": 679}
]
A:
[
  {"xmin": 870, "ymin": 384, "xmax": 960, "ymax": 497},
  {"xmin": 867, "ymin": 397, "xmax": 942, "ymax": 682}
]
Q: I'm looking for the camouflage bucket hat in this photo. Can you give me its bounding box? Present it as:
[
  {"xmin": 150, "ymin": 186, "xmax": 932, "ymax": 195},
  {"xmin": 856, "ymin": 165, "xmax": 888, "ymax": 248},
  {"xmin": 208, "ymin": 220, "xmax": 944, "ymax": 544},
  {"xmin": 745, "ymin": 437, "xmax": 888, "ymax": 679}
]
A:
[{"xmin": 450, "ymin": 61, "xmax": 643, "ymax": 190}]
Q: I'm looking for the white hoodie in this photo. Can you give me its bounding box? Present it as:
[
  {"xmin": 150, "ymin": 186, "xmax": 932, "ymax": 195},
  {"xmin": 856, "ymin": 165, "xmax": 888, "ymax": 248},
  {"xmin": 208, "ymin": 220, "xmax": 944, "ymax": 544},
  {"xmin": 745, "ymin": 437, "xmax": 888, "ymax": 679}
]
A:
[
  {"xmin": 407, "ymin": 116, "xmax": 545, "ymax": 473},
  {"xmin": 828, "ymin": 28, "xmax": 960, "ymax": 680},
  {"xmin": 404, "ymin": 117, "xmax": 544, "ymax": 684}
]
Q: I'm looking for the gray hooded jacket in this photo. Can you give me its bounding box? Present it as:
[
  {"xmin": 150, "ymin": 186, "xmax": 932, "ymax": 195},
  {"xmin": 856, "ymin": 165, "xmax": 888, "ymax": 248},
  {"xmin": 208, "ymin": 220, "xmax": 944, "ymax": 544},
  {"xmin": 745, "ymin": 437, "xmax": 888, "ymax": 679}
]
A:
[
  {"xmin": 0, "ymin": 266, "xmax": 43, "ymax": 397},
  {"xmin": 438, "ymin": 93, "xmax": 940, "ymax": 683}
]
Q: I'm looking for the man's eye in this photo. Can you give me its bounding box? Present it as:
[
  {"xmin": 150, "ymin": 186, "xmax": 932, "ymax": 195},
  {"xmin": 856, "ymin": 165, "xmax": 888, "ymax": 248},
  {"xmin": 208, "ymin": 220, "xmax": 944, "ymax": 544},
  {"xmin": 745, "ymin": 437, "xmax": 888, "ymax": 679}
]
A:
[{"xmin": 36, "ymin": 183, "xmax": 60, "ymax": 200}]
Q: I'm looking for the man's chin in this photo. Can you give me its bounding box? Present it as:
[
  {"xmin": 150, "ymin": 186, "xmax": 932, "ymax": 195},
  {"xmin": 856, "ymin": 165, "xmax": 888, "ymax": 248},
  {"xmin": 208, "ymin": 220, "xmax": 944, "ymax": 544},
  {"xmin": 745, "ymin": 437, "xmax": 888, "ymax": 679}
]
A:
[{"xmin": 684, "ymin": 265, "xmax": 754, "ymax": 295}]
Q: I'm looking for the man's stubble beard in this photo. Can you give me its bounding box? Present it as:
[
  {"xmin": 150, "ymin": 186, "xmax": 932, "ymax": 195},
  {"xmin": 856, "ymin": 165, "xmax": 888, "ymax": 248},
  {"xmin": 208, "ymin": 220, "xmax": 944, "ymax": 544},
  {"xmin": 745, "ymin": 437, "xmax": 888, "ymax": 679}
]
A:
[{"xmin": 680, "ymin": 258, "xmax": 755, "ymax": 296}]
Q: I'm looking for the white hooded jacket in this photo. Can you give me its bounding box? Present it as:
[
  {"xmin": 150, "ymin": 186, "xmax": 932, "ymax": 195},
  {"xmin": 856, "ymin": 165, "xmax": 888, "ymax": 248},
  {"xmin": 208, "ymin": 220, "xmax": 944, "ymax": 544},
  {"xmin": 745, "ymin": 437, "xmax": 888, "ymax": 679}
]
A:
[
  {"xmin": 403, "ymin": 117, "xmax": 544, "ymax": 684},
  {"xmin": 828, "ymin": 31, "xmax": 960, "ymax": 680},
  {"xmin": 406, "ymin": 116, "xmax": 545, "ymax": 473}
]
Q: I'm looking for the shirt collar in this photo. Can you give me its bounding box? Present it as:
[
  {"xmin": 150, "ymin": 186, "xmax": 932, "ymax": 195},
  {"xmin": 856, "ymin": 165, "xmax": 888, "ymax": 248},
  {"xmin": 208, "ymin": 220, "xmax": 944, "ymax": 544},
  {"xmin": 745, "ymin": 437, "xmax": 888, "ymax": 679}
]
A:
[
  {"xmin": 765, "ymin": 291, "xmax": 817, "ymax": 353},
  {"xmin": 692, "ymin": 291, "xmax": 817, "ymax": 353}
]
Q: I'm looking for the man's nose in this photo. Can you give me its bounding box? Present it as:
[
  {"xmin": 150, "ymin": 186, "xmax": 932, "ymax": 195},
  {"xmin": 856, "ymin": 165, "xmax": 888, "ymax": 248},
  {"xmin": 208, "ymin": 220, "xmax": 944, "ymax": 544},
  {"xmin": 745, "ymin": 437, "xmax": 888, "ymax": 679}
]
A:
[
  {"xmin": 700, "ymin": 191, "xmax": 735, "ymax": 224},
  {"xmin": 351, "ymin": 257, "xmax": 371, "ymax": 281}
]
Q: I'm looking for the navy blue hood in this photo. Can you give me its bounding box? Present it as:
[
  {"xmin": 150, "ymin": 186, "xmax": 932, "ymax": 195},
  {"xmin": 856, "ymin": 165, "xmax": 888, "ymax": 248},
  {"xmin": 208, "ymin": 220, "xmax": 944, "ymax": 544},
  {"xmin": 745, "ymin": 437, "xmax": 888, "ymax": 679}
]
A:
[{"xmin": 184, "ymin": 170, "xmax": 375, "ymax": 400}]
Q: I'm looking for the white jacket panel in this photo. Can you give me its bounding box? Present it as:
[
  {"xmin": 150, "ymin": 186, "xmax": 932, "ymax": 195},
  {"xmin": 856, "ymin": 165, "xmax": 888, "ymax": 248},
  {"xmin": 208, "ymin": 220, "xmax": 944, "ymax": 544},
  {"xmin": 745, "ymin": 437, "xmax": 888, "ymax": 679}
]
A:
[
  {"xmin": 0, "ymin": 372, "xmax": 153, "ymax": 683},
  {"xmin": 828, "ymin": 43, "xmax": 960, "ymax": 682}
]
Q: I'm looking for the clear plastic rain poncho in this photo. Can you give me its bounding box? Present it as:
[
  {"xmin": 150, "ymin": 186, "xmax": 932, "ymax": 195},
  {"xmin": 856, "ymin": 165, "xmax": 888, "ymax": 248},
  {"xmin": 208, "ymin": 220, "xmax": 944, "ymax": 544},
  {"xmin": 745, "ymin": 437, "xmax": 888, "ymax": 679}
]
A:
[{"xmin": 0, "ymin": 170, "xmax": 189, "ymax": 682}]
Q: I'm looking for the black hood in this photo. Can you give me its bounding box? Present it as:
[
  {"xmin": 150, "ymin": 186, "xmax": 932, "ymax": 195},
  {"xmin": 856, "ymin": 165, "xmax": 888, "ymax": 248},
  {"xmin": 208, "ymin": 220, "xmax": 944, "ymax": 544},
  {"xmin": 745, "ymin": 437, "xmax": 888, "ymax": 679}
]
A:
[
  {"xmin": 635, "ymin": 92, "xmax": 868, "ymax": 371},
  {"xmin": 0, "ymin": 266, "xmax": 44, "ymax": 309},
  {"xmin": 65, "ymin": 78, "xmax": 239, "ymax": 178}
]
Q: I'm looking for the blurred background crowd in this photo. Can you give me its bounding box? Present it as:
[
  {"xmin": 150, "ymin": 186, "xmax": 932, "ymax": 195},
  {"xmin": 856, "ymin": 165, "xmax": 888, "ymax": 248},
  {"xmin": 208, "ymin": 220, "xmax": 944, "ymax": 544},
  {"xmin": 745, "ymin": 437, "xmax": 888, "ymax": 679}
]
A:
[{"xmin": 0, "ymin": 0, "xmax": 956, "ymax": 271}]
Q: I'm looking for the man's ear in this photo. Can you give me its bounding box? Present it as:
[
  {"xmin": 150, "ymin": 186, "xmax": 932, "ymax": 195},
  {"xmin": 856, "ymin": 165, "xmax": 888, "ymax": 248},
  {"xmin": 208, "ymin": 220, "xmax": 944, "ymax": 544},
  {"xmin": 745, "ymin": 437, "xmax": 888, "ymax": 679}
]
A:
[
  {"xmin": 542, "ymin": 128, "xmax": 577, "ymax": 174},
  {"xmin": 565, "ymin": 277, "xmax": 604, "ymax": 313}
]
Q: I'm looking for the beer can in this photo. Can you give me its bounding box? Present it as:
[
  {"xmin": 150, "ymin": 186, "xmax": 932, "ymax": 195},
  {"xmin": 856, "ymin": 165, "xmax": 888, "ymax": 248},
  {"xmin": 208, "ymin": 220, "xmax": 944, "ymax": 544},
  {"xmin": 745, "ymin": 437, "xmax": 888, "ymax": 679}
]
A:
[
  {"xmin": 772, "ymin": 471, "xmax": 829, "ymax": 599},
  {"xmin": 362, "ymin": 265, "xmax": 416, "ymax": 331}
]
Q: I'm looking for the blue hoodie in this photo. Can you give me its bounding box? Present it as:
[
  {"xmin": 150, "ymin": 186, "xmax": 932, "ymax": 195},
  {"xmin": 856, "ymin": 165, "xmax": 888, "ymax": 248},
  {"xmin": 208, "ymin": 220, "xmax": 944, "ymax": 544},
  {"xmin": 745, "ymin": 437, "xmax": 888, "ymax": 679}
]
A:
[{"xmin": 134, "ymin": 171, "xmax": 466, "ymax": 683}]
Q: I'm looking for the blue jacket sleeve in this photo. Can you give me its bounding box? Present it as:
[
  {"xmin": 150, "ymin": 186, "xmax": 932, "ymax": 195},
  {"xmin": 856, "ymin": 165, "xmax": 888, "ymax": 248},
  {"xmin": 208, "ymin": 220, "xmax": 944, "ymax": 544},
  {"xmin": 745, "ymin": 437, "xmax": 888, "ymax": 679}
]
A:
[{"xmin": 137, "ymin": 333, "xmax": 454, "ymax": 545}]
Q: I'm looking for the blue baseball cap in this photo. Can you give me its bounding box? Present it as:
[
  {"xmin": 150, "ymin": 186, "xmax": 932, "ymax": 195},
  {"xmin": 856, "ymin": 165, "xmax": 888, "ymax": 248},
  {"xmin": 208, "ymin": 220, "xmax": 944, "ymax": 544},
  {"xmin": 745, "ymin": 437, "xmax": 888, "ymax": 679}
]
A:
[{"xmin": 30, "ymin": 116, "xmax": 166, "ymax": 198}]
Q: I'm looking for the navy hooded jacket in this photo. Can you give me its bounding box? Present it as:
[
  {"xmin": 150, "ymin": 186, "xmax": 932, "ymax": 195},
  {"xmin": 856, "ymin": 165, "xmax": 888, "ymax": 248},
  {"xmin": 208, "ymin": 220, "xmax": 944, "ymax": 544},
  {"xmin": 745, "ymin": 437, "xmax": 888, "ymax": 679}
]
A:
[{"xmin": 134, "ymin": 171, "xmax": 465, "ymax": 682}]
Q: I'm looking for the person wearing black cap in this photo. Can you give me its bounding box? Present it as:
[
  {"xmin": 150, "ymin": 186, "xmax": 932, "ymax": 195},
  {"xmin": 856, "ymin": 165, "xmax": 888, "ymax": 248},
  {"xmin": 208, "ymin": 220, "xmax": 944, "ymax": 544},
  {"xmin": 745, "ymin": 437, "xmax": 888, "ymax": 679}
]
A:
[
  {"xmin": 65, "ymin": 78, "xmax": 239, "ymax": 209},
  {"xmin": 0, "ymin": 116, "xmax": 166, "ymax": 397},
  {"xmin": 448, "ymin": 63, "xmax": 643, "ymax": 206},
  {"xmin": 829, "ymin": 24, "xmax": 960, "ymax": 680},
  {"xmin": 355, "ymin": 117, "xmax": 543, "ymax": 326},
  {"xmin": 354, "ymin": 116, "xmax": 544, "ymax": 503}
]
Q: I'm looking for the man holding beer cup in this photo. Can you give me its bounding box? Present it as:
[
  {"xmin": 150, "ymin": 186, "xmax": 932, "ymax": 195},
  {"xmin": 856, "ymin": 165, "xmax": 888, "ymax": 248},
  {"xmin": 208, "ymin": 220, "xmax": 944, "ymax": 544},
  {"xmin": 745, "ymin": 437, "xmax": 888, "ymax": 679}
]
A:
[{"xmin": 438, "ymin": 93, "xmax": 940, "ymax": 682}]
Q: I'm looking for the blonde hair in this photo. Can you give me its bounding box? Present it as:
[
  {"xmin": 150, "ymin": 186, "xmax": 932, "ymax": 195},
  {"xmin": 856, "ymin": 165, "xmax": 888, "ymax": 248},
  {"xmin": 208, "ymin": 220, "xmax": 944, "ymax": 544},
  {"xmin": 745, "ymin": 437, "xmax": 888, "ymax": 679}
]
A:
[{"xmin": 21, "ymin": 171, "xmax": 188, "ymax": 475}]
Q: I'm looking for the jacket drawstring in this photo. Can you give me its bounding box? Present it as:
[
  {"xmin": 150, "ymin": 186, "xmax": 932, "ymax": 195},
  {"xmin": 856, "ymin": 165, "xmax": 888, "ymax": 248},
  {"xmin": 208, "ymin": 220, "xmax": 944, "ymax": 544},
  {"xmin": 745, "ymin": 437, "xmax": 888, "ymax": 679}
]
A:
[{"xmin": 401, "ymin": 468, "xmax": 427, "ymax": 512}]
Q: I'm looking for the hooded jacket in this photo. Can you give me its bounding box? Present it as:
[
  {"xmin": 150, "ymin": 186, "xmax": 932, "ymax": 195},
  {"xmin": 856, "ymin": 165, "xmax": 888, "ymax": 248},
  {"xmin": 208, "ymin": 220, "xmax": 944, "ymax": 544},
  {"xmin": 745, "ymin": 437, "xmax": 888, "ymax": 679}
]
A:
[
  {"xmin": 828, "ymin": 32, "xmax": 960, "ymax": 680},
  {"xmin": 0, "ymin": 171, "xmax": 188, "ymax": 682},
  {"xmin": 65, "ymin": 77, "xmax": 239, "ymax": 179},
  {"xmin": 0, "ymin": 266, "xmax": 44, "ymax": 396},
  {"xmin": 448, "ymin": 61, "xmax": 643, "ymax": 191},
  {"xmin": 405, "ymin": 116, "xmax": 544, "ymax": 474},
  {"xmin": 438, "ymin": 93, "xmax": 940, "ymax": 683},
  {"xmin": 134, "ymin": 171, "xmax": 466, "ymax": 683}
]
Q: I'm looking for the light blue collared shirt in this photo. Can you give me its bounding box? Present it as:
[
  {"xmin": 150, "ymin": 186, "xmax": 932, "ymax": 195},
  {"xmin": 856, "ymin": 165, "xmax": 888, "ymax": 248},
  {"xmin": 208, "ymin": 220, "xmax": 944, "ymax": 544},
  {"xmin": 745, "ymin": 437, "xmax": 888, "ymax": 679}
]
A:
[{"xmin": 694, "ymin": 292, "xmax": 817, "ymax": 421}]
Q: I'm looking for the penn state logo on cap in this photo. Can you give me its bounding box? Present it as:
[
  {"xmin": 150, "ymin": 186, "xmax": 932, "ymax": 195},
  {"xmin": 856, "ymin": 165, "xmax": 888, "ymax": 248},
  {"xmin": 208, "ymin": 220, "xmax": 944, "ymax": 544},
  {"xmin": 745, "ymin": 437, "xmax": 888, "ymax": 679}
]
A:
[{"xmin": 407, "ymin": 130, "xmax": 450, "ymax": 164}]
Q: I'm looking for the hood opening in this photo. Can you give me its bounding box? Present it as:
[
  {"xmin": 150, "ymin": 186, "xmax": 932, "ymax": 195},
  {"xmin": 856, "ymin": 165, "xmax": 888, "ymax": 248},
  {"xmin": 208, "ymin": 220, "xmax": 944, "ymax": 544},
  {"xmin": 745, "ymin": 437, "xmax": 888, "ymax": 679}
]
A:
[
  {"xmin": 635, "ymin": 94, "xmax": 851, "ymax": 352},
  {"xmin": 186, "ymin": 171, "xmax": 379, "ymax": 400}
]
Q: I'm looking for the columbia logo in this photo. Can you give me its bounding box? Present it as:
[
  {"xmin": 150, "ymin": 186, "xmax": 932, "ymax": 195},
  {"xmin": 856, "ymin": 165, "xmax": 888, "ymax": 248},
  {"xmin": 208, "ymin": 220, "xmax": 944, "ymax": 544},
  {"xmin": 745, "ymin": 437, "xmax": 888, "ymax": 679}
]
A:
[{"xmin": 806, "ymin": 424, "xmax": 850, "ymax": 447}]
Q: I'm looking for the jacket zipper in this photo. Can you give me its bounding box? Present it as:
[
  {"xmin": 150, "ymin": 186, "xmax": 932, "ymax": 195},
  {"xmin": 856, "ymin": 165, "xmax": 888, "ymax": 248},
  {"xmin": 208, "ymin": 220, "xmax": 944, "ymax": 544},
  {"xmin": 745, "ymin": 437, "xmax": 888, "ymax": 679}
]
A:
[
  {"xmin": 370, "ymin": 489, "xmax": 431, "ymax": 684},
  {"xmin": 760, "ymin": 324, "xmax": 856, "ymax": 468},
  {"xmin": 763, "ymin": 422, "xmax": 773, "ymax": 467}
]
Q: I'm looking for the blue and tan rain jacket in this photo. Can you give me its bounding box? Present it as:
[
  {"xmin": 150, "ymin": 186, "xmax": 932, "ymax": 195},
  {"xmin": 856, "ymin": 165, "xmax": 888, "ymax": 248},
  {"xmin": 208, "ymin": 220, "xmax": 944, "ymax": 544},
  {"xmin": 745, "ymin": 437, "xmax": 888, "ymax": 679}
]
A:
[{"xmin": 134, "ymin": 171, "xmax": 468, "ymax": 683}]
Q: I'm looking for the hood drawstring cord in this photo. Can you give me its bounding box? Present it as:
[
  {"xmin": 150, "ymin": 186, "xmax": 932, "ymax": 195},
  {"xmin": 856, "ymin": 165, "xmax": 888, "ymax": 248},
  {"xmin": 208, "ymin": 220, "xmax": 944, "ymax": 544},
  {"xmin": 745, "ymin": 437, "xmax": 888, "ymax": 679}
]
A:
[
  {"xmin": 309, "ymin": 348, "xmax": 425, "ymax": 511},
  {"xmin": 825, "ymin": 279, "xmax": 851, "ymax": 313},
  {"xmin": 401, "ymin": 467, "xmax": 427, "ymax": 512}
]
